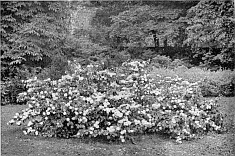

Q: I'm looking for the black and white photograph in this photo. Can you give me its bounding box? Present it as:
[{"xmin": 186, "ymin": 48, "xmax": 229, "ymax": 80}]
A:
[{"xmin": 1, "ymin": 0, "xmax": 235, "ymax": 155}]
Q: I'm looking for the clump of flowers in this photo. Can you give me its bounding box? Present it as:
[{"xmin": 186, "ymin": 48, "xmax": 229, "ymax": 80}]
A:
[{"xmin": 8, "ymin": 60, "xmax": 225, "ymax": 143}]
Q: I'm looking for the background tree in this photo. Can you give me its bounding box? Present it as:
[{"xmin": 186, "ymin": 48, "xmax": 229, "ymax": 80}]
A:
[
  {"xmin": 1, "ymin": 1, "xmax": 73, "ymax": 81},
  {"xmin": 1, "ymin": 1, "xmax": 74, "ymax": 105},
  {"xmin": 182, "ymin": 0, "xmax": 235, "ymax": 69},
  {"xmin": 89, "ymin": 1, "xmax": 197, "ymax": 60}
]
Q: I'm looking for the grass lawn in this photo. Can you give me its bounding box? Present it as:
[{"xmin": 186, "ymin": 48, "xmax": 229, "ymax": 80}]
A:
[{"xmin": 1, "ymin": 97, "xmax": 235, "ymax": 156}]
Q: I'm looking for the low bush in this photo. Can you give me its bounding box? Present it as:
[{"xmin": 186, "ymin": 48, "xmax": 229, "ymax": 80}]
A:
[
  {"xmin": 169, "ymin": 59, "xmax": 193, "ymax": 69},
  {"xmin": 1, "ymin": 78, "xmax": 27, "ymax": 105},
  {"xmin": 151, "ymin": 55, "xmax": 172, "ymax": 68},
  {"xmin": 36, "ymin": 55, "xmax": 69, "ymax": 80},
  {"xmin": 150, "ymin": 67, "xmax": 235, "ymax": 97},
  {"xmin": 0, "ymin": 66, "xmax": 32, "ymax": 105},
  {"xmin": 1, "ymin": 55, "xmax": 69, "ymax": 106},
  {"xmin": 8, "ymin": 60, "xmax": 225, "ymax": 143},
  {"xmin": 150, "ymin": 56, "xmax": 193, "ymax": 69}
]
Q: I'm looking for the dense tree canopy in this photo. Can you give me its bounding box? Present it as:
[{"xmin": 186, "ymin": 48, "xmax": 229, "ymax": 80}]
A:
[
  {"xmin": 1, "ymin": 0, "xmax": 234, "ymax": 82},
  {"xmin": 108, "ymin": 5, "xmax": 182, "ymax": 47},
  {"xmin": 89, "ymin": 0, "xmax": 234, "ymax": 69},
  {"xmin": 87, "ymin": 1, "xmax": 197, "ymax": 60},
  {"xmin": 182, "ymin": 0, "xmax": 234, "ymax": 68},
  {"xmin": 1, "ymin": 1, "xmax": 72, "ymax": 80}
]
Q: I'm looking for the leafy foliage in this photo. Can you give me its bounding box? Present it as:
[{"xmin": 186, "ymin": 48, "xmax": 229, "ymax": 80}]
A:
[
  {"xmin": 150, "ymin": 66, "xmax": 235, "ymax": 97},
  {"xmin": 1, "ymin": 1, "xmax": 74, "ymax": 104},
  {"xmin": 89, "ymin": 1, "xmax": 234, "ymax": 68},
  {"xmin": 183, "ymin": 0, "xmax": 235, "ymax": 69},
  {"xmin": 108, "ymin": 5, "xmax": 183, "ymax": 50},
  {"xmin": 9, "ymin": 61, "xmax": 225, "ymax": 143},
  {"xmin": 1, "ymin": 78, "xmax": 26, "ymax": 105},
  {"xmin": 151, "ymin": 55, "xmax": 172, "ymax": 68},
  {"xmin": 1, "ymin": 2, "xmax": 70, "ymax": 69},
  {"xmin": 88, "ymin": 1, "xmax": 197, "ymax": 60}
]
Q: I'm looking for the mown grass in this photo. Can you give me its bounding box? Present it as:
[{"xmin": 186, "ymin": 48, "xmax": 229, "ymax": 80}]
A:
[{"xmin": 1, "ymin": 97, "xmax": 235, "ymax": 156}]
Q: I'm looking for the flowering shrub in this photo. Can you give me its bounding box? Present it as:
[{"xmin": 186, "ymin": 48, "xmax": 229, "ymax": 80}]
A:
[
  {"xmin": 8, "ymin": 60, "xmax": 225, "ymax": 143},
  {"xmin": 150, "ymin": 67, "xmax": 235, "ymax": 97}
]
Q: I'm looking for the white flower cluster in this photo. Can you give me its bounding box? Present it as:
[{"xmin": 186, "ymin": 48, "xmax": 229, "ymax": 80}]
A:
[{"xmin": 9, "ymin": 60, "xmax": 225, "ymax": 143}]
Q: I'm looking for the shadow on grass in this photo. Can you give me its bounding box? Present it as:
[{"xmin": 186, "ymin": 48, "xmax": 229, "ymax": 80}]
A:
[{"xmin": 2, "ymin": 124, "xmax": 168, "ymax": 156}]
